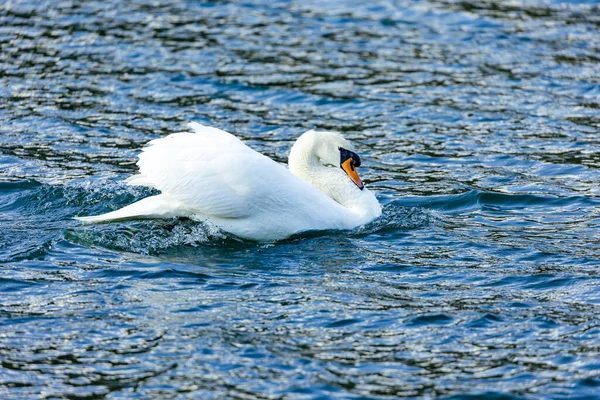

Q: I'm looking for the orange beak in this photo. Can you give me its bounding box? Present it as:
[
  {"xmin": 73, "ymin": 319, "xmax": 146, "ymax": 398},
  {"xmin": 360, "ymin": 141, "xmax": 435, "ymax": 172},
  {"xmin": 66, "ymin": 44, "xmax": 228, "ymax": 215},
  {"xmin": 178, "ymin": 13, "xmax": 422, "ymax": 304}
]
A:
[{"xmin": 341, "ymin": 158, "xmax": 364, "ymax": 190}]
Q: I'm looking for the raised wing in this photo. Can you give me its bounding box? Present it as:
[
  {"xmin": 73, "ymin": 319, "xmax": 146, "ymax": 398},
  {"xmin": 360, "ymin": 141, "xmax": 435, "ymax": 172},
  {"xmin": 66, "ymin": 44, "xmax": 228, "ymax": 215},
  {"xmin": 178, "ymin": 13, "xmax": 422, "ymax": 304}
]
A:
[{"xmin": 126, "ymin": 122, "xmax": 292, "ymax": 218}]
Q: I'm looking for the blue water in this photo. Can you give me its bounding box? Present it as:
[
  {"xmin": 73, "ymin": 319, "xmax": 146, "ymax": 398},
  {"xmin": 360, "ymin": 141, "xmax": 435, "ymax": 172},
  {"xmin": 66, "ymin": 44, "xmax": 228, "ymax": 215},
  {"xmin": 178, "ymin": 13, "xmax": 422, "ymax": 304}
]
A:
[{"xmin": 2, "ymin": 0, "xmax": 600, "ymax": 398}]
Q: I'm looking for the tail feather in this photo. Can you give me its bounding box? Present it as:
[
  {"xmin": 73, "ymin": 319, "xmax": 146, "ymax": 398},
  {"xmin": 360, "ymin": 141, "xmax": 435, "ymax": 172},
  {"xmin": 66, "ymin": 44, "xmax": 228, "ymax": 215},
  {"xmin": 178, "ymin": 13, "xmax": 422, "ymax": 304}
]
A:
[{"xmin": 75, "ymin": 194, "xmax": 188, "ymax": 223}]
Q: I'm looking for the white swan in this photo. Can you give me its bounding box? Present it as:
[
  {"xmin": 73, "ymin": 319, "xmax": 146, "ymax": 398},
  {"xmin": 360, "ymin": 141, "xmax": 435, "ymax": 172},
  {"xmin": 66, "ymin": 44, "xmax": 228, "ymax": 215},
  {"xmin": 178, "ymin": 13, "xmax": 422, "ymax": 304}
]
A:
[{"xmin": 76, "ymin": 122, "xmax": 381, "ymax": 241}]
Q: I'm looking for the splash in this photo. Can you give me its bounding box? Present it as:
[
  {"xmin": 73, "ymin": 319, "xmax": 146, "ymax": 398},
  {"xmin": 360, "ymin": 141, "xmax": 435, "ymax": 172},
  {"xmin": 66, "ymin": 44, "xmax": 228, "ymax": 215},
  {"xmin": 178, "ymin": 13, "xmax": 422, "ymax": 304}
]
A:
[{"xmin": 66, "ymin": 219, "xmax": 232, "ymax": 256}]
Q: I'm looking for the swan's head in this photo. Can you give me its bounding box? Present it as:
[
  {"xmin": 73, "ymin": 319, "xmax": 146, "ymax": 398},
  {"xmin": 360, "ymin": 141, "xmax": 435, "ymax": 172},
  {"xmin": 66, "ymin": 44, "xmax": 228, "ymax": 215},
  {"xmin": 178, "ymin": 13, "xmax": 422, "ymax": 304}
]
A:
[
  {"xmin": 299, "ymin": 130, "xmax": 365, "ymax": 190},
  {"xmin": 337, "ymin": 146, "xmax": 363, "ymax": 190}
]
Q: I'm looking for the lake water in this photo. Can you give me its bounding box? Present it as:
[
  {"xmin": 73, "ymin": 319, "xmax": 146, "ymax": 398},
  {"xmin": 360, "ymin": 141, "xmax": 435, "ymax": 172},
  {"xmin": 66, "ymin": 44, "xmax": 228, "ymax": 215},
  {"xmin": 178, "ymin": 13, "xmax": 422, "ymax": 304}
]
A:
[{"xmin": 1, "ymin": 0, "xmax": 600, "ymax": 398}]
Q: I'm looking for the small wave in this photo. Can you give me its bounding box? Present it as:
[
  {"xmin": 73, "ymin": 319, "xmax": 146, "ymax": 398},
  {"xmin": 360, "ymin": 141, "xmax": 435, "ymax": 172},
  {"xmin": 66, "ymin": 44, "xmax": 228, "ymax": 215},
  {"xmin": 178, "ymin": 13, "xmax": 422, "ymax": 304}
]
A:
[
  {"xmin": 1, "ymin": 179, "xmax": 154, "ymax": 219},
  {"xmin": 352, "ymin": 202, "xmax": 443, "ymax": 236},
  {"xmin": 397, "ymin": 189, "xmax": 600, "ymax": 213},
  {"xmin": 1, "ymin": 179, "xmax": 68, "ymax": 262},
  {"xmin": 69, "ymin": 180, "xmax": 158, "ymax": 217},
  {"xmin": 0, "ymin": 179, "xmax": 42, "ymax": 192}
]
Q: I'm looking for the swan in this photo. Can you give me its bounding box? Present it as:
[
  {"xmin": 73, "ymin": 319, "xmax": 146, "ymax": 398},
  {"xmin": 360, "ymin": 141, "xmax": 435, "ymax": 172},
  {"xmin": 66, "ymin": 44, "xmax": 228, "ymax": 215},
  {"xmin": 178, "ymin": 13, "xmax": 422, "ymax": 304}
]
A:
[{"xmin": 76, "ymin": 122, "xmax": 381, "ymax": 241}]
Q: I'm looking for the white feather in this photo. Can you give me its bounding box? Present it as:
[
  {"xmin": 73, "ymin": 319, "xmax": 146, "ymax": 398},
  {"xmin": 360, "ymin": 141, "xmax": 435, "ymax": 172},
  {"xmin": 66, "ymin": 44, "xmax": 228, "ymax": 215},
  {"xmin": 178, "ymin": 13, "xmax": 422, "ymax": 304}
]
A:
[{"xmin": 76, "ymin": 123, "xmax": 381, "ymax": 241}]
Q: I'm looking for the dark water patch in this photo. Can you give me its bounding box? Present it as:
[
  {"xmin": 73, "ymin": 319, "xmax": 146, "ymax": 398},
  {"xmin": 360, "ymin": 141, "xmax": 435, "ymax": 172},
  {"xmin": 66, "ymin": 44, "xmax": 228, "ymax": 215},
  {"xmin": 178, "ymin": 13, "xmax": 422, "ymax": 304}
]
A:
[
  {"xmin": 466, "ymin": 313, "xmax": 504, "ymax": 329},
  {"xmin": 0, "ymin": 179, "xmax": 42, "ymax": 192},
  {"xmin": 90, "ymin": 267, "xmax": 212, "ymax": 283},
  {"xmin": 0, "ymin": 277, "xmax": 38, "ymax": 293},
  {"xmin": 406, "ymin": 313, "xmax": 455, "ymax": 326},
  {"xmin": 325, "ymin": 318, "xmax": 361, "ymax": 328}
]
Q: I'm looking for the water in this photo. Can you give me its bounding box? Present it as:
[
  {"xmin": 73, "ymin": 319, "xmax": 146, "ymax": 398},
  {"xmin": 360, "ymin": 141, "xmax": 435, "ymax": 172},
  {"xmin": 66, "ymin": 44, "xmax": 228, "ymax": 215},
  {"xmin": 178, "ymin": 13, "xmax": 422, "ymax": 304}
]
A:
[{"xmin": 1, "ymin": 0, "xmax": 600, "ymax": 398}]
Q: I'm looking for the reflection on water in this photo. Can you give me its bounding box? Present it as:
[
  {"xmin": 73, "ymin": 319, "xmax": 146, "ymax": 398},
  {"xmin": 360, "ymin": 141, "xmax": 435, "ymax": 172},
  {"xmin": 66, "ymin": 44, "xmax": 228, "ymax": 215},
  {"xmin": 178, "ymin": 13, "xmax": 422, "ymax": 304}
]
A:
[{"xmin": 1, "ymin": 0, "xmax": 600, "ymax": 398}]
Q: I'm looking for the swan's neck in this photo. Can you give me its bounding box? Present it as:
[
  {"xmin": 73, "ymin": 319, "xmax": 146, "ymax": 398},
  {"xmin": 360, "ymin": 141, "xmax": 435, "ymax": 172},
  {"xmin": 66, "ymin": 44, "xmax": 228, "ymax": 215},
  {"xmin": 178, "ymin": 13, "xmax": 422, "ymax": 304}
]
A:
[
  {"xmin": 288, "ymin": 133, "xmax": 381, "ymax": 221},
  {"xmin": 289, "ymin": 131, "xmax": 337, "ymax": 198},
  {"xmin": 290, "ymin": 149, "xmax": 344, "ymax": 203}
]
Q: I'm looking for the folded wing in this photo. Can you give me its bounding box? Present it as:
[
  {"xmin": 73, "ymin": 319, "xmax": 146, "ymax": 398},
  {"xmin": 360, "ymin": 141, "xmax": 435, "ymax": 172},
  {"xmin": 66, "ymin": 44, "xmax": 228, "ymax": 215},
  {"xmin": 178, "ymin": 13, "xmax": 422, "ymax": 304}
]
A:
[{"xmin": 125, "ymin": 122, "xmax": 294, "ymax": 219}]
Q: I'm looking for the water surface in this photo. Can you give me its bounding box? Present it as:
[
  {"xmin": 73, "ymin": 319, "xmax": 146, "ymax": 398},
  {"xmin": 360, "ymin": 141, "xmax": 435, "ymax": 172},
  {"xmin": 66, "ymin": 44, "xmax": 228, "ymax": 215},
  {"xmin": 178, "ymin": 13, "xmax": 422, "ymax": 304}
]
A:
[{"xmin": 1, "ymin": 0, "xmax": 600, "ymax": 398}]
